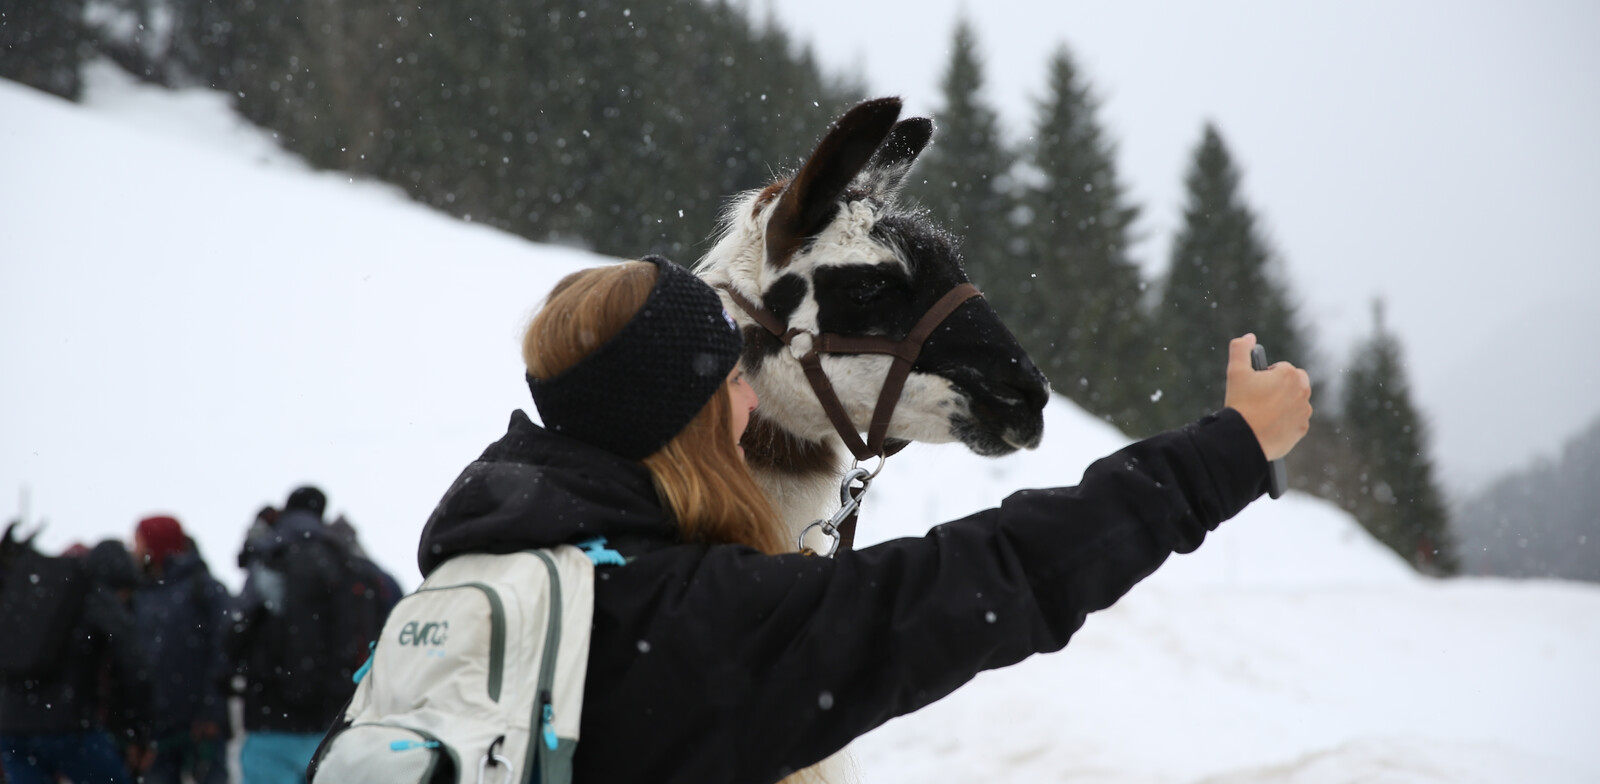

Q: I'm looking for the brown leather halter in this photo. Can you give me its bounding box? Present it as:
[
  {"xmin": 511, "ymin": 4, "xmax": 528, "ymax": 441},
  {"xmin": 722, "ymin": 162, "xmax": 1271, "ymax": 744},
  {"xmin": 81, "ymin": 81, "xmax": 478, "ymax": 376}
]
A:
[
  {"xmin": 720, "ymin": 281, "xmax": 982, "ymax": 461},
  {"xmin": 719, "ymin": 280, "xmax": 982, "ymax": 552}
]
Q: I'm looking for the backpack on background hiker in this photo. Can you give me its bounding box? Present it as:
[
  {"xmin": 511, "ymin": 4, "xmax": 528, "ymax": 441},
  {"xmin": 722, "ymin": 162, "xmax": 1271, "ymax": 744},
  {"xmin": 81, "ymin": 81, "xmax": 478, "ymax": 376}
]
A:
[
  {"xmin": 0, "ymin": 521, "xmax": 89, "ymax": 680},
  {"xmin": 327, "ymin": 548, "xmax": 402, "ymax": 685},
  {"xmin": 308, "ymin": 542, "xmax": 602, "ymax": 784}
]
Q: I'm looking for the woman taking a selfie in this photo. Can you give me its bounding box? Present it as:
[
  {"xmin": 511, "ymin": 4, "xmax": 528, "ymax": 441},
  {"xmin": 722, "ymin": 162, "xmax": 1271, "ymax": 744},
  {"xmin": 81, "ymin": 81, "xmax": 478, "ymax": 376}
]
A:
[{"xmin": 411, "ymin": 255, "xmax": 1312, "ymax": 783}]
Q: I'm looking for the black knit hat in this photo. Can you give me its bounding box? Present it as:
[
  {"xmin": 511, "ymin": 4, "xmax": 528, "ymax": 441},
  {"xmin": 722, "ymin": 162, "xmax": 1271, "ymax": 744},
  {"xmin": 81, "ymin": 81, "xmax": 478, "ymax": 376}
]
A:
[
  {"xmin": 526, "ymin": 256, "xmax": 743, "ymax": 460},
  {"xmin": 285, "ymin": 485, "xmax": 327, "ymax": 518}
]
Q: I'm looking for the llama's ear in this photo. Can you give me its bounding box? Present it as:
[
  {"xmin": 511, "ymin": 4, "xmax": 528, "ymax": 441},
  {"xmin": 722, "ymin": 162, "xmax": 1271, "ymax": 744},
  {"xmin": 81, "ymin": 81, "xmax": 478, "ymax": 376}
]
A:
[
  {"xmin": 766, "ymin": 97, "xmax": 903, "ymax": 269},
  {"xmin": 862, "ymin": 117, "xmax": 934, "ymax": 198}
]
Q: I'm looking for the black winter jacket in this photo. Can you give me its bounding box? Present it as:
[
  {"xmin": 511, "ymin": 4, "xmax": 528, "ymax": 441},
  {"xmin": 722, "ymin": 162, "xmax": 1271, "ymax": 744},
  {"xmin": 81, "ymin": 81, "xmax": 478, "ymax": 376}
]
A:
[
  {"xmin": 133, "ymin": 550, "xmax": 232, "ymax": 737},
  {"xmin": 0, "ymin": 541, "xmax": 151, "ymax": 744},
  {"xmin": 417, "ymin": 408, "xmax": 1268, "ymax": 784}
]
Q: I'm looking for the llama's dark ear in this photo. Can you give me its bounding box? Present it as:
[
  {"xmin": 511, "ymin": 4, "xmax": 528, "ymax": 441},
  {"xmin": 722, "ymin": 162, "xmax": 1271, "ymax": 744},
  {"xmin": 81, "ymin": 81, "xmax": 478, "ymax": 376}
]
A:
[
  {"xmin": 766, "ymin": 97, "xmax": 903, "ymax": 269},
  {"xmin": 862, "ymin": 117, "xmax": 934, "ymax": 197}
]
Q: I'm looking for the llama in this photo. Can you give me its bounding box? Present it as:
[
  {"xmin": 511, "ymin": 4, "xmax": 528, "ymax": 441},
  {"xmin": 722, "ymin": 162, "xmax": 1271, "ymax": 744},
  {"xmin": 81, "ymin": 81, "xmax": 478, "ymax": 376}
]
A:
[{"xmin": 695, "ymin": 98, "xmax": 1051, "ymax": 543}]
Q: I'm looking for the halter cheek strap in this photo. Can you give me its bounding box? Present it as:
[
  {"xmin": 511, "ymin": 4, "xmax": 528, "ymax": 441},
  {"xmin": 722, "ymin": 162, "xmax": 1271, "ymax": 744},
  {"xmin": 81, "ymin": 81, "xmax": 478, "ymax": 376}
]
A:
[{"xmin": 717, "ymin": 282, "xmax": 982, "ymax": 462}]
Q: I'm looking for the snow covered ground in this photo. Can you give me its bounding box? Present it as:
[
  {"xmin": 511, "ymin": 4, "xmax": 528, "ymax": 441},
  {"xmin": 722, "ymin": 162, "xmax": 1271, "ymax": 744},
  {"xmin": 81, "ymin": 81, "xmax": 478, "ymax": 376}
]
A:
[{"xmin": 3, "ymin": 64, "xmax": 1597, "ymax": 782}]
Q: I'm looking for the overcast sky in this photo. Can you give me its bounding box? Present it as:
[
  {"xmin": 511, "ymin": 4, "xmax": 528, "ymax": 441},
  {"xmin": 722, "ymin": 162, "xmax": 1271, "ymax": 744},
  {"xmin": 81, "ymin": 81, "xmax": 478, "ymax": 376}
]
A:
[{"xmin": 767, "ymin": 0, "xmax": 1600, "ymax": 495}]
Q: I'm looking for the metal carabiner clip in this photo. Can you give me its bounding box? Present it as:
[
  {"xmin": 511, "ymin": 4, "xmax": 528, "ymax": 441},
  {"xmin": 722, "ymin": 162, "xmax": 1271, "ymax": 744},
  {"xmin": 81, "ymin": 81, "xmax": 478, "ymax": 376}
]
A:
[
  {"xmin": 478, "ymin": 737, "xmax": 514, "ymax": 784},
  {"xmin": 797, "ymin": 518, "xmax": 841, "ymax": 558},
  {"xmin": 837, "ymin": 466, "xmax": 872, "ymax": 505},
  {"xmin": 797, "ymin": 467, "xmax": 874, "ymax": 557}
]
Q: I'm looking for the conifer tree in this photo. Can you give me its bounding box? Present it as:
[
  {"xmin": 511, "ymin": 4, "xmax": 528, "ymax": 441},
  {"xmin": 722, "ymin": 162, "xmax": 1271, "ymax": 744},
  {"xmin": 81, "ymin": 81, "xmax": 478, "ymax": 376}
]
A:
[
  {"xmin": 906, "ymin": 17, "xmax": 1014, "ymax": 292},
  {"xmin": 1341, "ymin": 300, "xmax": 1457, "ymax": 574},
  {"xmin": 1018, "ymin": 46, "xmax": 1148, "ymax": 430},
  {"xmin": 0, "ymin": 0, "xmax": 88, "ymax": 99},
  {"xmin": 1153, "ymin": 123, "xmax": 1308, "ymax": 429}
]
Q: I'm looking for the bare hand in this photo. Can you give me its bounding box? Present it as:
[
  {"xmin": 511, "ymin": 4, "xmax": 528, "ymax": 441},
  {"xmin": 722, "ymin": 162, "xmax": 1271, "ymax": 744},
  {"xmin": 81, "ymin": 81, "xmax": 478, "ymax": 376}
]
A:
[{"xmin": 1223, "ymin": 334, "xmax": 1312, "ymax": 462}]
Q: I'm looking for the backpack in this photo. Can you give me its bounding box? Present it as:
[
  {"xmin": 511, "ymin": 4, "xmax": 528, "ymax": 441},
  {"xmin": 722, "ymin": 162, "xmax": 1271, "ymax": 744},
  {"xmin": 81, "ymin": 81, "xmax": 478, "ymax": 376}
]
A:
[
  {"xmin": 309, "ymin": 543, "xmax": 600, "ymax": 784},
  {"xmin": 0, "ymin": 524, "xmax": 90, "ymax": 680},
  {"xmin": 329, "ymin": 551, "xmax": 401, "ymax": 682}
]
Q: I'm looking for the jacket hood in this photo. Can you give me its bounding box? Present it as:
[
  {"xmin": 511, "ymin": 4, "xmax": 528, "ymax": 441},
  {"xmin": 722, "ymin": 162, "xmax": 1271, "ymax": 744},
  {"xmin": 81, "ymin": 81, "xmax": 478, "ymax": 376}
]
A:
[
  {"xmin": 259, "ymin": 508, "xmax": 342, "ymax": 557},
  {"xmin": 87, "ymin": 539, "xmax": 139, "ymax": 590},
  {"xmin": 417, "ymin": 410, "xmax": 676, "ymax": 576},
  {"xmin": 147, "ymin": 548, "xmax": 209, "ymax": 585}
]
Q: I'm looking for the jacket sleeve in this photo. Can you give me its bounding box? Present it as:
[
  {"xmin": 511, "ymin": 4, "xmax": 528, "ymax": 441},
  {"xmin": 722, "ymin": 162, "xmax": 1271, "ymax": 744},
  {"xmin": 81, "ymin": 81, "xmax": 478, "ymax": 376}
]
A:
[{"xmin": 592, "ymin": 408, "xmax": 1267, "ymax": 782}]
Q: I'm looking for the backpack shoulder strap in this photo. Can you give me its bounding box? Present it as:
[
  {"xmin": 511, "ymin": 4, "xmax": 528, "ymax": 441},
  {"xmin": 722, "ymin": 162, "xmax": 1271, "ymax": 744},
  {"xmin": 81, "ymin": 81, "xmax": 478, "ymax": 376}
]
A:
[{"xmin": 524, "ymin": 544, "xmax": 596, "ymax": 784}]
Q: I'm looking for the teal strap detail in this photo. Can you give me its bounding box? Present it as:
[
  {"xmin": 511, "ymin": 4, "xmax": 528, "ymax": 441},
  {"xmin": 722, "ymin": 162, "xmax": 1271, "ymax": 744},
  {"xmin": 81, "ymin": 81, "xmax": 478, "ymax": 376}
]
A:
[
  {"xmin": 542, "ymin": 703, "xmax": 558, "ymax": 750},
  {"xmin": 389, "ymin": 740, "xmax": 440, "ymax": 751},
  {"xmin": 576, "ymin": 536, "xmax": 625, "ymax": 567},
  {"xmin": 352, "ymin": 640, "xmax": 376, "ymax": 684}
]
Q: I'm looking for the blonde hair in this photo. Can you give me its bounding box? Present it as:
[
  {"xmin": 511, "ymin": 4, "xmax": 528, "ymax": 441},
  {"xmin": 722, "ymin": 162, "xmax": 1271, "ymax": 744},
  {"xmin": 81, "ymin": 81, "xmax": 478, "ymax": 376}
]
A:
[{"xmin": 523, "ymin": 261, "xmax": 787, "ymax": 555}]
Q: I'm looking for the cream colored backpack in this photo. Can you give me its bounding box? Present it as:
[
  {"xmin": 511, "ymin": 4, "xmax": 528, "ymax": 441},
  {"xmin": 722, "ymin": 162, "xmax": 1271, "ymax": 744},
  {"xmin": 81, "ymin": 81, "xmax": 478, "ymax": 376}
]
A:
[{"xmin": 310, "ymin": 543, "xmax": 605, "ymax": 784}]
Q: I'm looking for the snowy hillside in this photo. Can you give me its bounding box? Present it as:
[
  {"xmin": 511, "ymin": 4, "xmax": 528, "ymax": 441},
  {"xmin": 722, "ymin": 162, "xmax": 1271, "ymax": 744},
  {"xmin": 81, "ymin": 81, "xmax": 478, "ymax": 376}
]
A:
[{"xmin": 3, "ymin": 64, "xmax": 1597, "ymax": 782}]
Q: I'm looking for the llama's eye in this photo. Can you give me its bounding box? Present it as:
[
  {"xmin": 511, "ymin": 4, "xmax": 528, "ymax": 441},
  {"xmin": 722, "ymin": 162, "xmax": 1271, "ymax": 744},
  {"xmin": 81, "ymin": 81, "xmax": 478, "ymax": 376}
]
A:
[{"xmin": 850, "ymin": 276, "xmax": 892, "ymax": 305}]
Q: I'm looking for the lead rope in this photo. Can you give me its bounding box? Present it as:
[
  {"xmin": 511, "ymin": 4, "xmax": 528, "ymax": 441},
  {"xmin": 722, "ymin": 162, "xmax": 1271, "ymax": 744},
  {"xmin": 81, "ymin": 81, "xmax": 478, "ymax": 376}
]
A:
[{"xmin": 717, "ymin": 282, "xmax": 982, "ymax": 557}]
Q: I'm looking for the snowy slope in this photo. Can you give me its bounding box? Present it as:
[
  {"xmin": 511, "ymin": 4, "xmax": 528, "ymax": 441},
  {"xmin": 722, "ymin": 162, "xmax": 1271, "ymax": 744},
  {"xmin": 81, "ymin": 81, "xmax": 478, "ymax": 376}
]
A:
[{"xmin": 3, "ymin": 65, "xmax": 1597, "ymax": 782}]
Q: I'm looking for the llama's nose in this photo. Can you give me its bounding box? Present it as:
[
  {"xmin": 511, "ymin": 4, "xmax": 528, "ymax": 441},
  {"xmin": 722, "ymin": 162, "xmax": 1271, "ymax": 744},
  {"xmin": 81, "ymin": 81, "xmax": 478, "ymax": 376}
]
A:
[{"xmin": 989, "ymin": 356, "xmax": 1050, "ymax": 412}]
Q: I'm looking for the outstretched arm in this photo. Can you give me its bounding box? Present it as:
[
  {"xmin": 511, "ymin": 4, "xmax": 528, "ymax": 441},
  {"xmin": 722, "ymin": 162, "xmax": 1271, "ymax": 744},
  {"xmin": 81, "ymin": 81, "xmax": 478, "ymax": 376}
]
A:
[{"xmin": 583, "ymin": 409, "xmax": 1271, "ymax": 783}]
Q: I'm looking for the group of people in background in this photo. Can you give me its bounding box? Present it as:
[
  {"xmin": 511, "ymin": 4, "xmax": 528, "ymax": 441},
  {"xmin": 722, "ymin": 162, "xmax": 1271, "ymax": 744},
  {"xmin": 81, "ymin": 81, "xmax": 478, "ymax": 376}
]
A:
[{"xmin": 0, "ymin": 486, "xmax": 402, "ymax": 784}]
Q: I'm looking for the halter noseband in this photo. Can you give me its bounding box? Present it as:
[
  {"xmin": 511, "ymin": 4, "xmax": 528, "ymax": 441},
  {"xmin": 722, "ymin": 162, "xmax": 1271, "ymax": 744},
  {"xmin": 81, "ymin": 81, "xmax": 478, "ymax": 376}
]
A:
[{"xmin": 718, "ymin": 281, "xmax": 982, "ymax": 463}]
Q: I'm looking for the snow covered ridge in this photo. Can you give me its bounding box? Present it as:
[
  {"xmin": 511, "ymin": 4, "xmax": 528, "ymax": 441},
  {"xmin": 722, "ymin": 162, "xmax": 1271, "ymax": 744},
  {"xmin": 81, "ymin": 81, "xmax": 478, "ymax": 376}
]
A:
[{"xmin": 3, "ymin": 64, "xmax": 1598, "ymax": 783}]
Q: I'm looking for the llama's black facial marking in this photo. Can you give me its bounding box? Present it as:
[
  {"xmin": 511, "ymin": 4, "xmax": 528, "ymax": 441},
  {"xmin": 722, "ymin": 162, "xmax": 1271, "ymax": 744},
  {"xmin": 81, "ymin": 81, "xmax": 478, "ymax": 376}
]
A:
[
  {"xmin": 763, "ymin": 274, "xmax": 809, "ymax": 325},
  {"xmin": 741, "ymin": 273, "xmax": 809, "ymax": 371},
  {"xmin": 741, "ymin": 325, "xmax": 781, "ymax": 372},
  {"xmin": 812, "ymin": 261, "xmax": 915, "ymax": 338}
]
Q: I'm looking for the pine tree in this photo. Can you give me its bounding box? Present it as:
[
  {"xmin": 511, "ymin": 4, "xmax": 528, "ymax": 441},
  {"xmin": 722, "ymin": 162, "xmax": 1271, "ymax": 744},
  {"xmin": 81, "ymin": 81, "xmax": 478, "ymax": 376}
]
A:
[
  {"xmin": 0, "ymin": 0, "xmax": 88, "ymax": 99},
  {"xmin": 1017, "ymin": 46, "xmax": 1149, "ymax": 430},
  {"xmin": 1153, "ymin": 123, "xmax": 1309, "ymax": 429},
  {"xmin": 905, "ymin": 17, "xmax": 1014, "ymax": 293},
  {"xmin": 1341, "ymin": 300, "xmax": 1457, "ymax": 574}
]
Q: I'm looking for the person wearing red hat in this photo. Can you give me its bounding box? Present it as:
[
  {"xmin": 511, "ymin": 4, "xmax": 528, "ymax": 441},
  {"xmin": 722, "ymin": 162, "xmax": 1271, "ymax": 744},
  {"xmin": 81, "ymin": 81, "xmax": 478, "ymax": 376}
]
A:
[
  {"xmin": 133, "ymin": 516, "xmax": 187, "ymax": 575},
  {"xmin": 131, "ymin": 515, "xmax": 231, "ymax": 784}
]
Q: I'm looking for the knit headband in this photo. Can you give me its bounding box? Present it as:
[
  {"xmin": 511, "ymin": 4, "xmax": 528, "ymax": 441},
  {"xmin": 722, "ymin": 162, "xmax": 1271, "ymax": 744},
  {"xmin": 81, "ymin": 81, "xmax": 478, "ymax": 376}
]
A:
[{"xmin": 526, "ymin": 256, "xmax": 744, "ymax": 460}]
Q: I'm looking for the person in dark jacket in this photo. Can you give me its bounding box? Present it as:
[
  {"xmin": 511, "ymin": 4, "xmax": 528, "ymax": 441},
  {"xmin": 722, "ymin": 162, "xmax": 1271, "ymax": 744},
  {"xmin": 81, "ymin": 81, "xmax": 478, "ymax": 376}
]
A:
[
  {"xmin": 1, "ymin": 539, "xmax": 151, "ymax": 784},
  {"xmin": 131, "ymin": 516, "xmax": 231, "ymax": 784},
  {"xmin": 409, "ymin": 258, "xmax": 1312, "ymax": 783},
  {"xmin": 227, "ymin": 487, "xmax": 351, "ymax": 784}
]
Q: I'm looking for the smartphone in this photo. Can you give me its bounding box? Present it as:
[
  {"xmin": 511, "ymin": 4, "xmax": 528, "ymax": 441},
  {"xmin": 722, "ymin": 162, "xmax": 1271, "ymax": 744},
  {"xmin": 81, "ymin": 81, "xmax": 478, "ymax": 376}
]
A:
[{"xmin": 1250, "ymin": 344, "xmax": 1289, "ymax": 500}]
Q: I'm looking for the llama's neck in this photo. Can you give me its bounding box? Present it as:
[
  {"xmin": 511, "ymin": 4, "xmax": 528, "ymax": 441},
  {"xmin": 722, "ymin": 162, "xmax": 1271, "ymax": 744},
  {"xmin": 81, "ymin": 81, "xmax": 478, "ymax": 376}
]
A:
[{"xmin": 741, "ymin": 413, "xmax": 850, "ymax": 542}]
